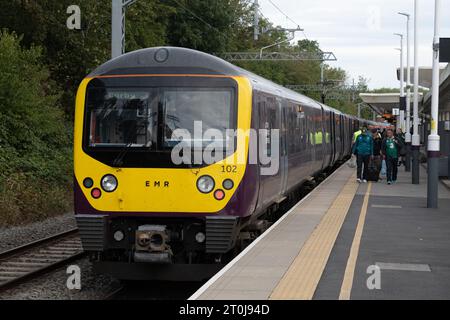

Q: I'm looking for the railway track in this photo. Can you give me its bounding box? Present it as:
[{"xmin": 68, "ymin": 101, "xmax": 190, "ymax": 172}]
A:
[{"xmin": 0, "ymin": 228, "xmax": 85, "ymax": 292}]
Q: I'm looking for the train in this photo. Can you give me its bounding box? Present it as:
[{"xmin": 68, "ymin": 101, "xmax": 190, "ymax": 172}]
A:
[{"xmin": 73, "ymin": 47, "xmax": 385, "ymax": 281}]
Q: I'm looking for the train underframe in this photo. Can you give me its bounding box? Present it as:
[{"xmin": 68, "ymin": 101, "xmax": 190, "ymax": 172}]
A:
[{"xmin": 76, "ymin": 213, "xmax": 268, "ymax": 281}]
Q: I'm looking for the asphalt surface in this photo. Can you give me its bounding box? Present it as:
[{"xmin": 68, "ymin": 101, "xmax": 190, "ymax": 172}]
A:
[{"xmin": 315, "ymin": 170, "xmax": 450, "ymax": 300}]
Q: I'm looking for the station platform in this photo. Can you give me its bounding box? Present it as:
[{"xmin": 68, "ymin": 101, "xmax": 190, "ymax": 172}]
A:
[{"xmin": 190, "ymin": 163, "xmax": 450, "ymax": 300}]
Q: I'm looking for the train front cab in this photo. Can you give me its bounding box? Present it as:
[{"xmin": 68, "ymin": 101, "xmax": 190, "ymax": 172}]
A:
[{"xmin": 73, "ymin": 70, "xmax": 258, "ymax": 280}]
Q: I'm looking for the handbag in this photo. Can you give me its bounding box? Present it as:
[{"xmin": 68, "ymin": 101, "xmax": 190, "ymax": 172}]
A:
[
  {"xmin": 381, "ymin": 159, "xmax": 387, "ymax": 176},
  {"xmin": 348, "ymin": 154, "xmax": 357, "ymax": 168}
]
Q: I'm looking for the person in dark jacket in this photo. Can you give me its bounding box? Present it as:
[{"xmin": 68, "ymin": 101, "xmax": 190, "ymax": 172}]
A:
[
  {"xmin": 372, "ymin": 129, "xmax": 383, "ymax": 179},
  {"xmin": 352, "ymin": 127, "xmax": 374, "ymax": 183},
  {"xmin": 395, "ymin": 128, "xmax": 406, "ymax": 166},
  {"xmin": 381, "ymin": 129, "xmax": 401, "ymax": 184}
]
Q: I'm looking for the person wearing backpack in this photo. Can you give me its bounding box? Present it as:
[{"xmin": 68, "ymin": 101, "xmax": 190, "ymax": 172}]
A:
[{"xmin": 381, "ymin": 129, "xmax": 401, "ymax": 185}]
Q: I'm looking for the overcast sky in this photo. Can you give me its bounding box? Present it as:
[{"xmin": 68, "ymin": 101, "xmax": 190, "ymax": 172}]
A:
[{"xmin": 259, "ymin": 0, "xmax": 450, "ymax": 89}]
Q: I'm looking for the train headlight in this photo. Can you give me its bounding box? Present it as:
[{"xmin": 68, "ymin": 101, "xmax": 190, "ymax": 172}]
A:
[
  {"xmin": 196, "ymin": 175, "xmax": 215, "ymax": 194},
  {"xmin": 222, "ymin": 179, "xmax": 234, "ymax": 190},
  {"xmin": 83, "ymin": 177, "xmax": 93, "ymax": 189},
  {"xmin": 101, "ymin": 174, "xmax": 118, "ymax": 192}
]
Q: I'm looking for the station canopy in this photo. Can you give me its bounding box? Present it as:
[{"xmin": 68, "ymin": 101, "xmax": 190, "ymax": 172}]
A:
[
  {"xmin": 422, "ymin": 63, "xmax": 450, "ymax": 114},
  {"xmin": 359, "ymin": 66, "xmax": 437, "ymax": 116},
  {"xmin": 397, "ymin": 66, "xmax": 447, "ymax": 89},
  {"xmin": 359, "ymin": 92, "xmax": 423, "ymax": 116}
]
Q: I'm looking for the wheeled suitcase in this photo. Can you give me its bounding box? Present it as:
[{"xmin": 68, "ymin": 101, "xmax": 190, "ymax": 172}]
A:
[{"xmin": 366, "ymin": 160, "xmax": 380, "ymax": 182}]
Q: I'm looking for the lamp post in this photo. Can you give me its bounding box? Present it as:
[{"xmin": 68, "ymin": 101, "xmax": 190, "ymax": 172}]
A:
[
  {"xmin": 427, "ymin": 0, "xmax": 441, "ymax": 208},
  {"xmin": 412, "ymin": 0, "xmax": 420, "ymax": 184},
  {"xmin": 254, "ymin": 0, "xmax": 260, "ymax": 41},
  {"xmin": 395, "ymin": 33, "xmax": 405, "ymax": 132},
  {"xmin": 399, "ymin": 12, "xmax": 412, "ymax": 172}
]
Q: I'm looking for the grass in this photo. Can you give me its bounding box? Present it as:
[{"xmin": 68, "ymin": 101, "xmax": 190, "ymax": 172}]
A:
[{"xmin": 0, "ymin": 173, "xmax": 72, "ymax": 227}]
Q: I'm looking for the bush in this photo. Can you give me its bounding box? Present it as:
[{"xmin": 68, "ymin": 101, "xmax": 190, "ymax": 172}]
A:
[{"xmin": 0, "ymin": 30, "xmax": 72, "ymax": 226}]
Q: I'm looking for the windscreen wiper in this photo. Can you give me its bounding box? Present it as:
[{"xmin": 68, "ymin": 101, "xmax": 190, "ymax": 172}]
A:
[{"xmin": 112, "ymin": 141, "xmax": 133, "ymax": 167}]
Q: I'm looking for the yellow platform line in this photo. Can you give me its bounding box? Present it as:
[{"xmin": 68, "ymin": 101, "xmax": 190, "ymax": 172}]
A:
[
  {"xmin": 339, "ymin": 182, "xmax": 372, "ymax": 300},
  {"xmin": 270, "ymin": 172, "xmax": 358, "ymax": 300}
]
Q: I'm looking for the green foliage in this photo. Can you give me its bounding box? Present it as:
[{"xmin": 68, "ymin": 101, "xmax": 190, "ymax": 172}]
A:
[
  {"xmin": 0, "ymin": 1, "xmax": 376, "ymax": 225},
  {"xmin": 0, "ymin": 30, "xmax": 72, "ymax": 225},
  {"xmin": 370, "ymin": 87, "xmax": 400, "ymax": 93}
]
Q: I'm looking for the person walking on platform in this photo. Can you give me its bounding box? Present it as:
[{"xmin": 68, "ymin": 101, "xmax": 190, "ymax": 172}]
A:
[
  {"xmin": 353, "ymin": 127, "xmax": 362, "ymax": 143},
  {"xmin": 352, "ymin": 126, "xmax": 373, "ymax": 183},
  {"xmin": 371, "ymin": 129, "xmax": 383, "ymax": 180},
  {"xmin": 395, "ymin": 128, "xmax": 406, "ymax": 167},
  {"xmin": 382, "ymin": 129, "xmax": 400, "ymax": 185},
  {"xmin": 348, "ymin": 127, "xmax": 362, "ymax": 169}
]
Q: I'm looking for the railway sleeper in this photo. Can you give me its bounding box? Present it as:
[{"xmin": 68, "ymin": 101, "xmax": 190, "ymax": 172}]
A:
[
  {"xmin": 0, "ymin": 270, "xmax": 29, "ymax": 276},
  {"xmin": 1, "ymin": 261, "xmax": 48, "ymax": 267},
  {"xmin": 0, "ymin": 265, "xmax": 37, "ymax": 271},
  {"xmin": 37, "ymin": 249, "xmax": 77, "ymax": 255},
  {"xmin": 15, "ymin": 257, "xmax": 60, "ymax": 263}
]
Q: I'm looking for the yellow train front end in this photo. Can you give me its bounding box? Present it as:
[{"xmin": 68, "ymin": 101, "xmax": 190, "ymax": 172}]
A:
[{"xmin": 73, "ymin": 48, "xmax": 256, "ymax": 280}]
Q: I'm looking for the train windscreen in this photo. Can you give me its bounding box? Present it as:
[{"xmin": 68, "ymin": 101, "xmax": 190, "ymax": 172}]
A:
[
  {"xmin": 162, "ymin": 88, "xmax": 233, "ymax": 149},
  {"xmin": 83, "ymin": 83, "xmax": 236, "ymax": 168}
]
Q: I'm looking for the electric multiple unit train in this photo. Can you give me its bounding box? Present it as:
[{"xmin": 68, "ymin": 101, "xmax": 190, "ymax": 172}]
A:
[{"xmin": 73, "ymin": 47, "xmax": 383, "ymax": 280}]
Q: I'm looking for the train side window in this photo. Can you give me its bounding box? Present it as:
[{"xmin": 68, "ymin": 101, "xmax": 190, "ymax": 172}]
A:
[
  {"xmin": 286, "ymin": 102, "xmax": 297, "ymax": 154},
  {"xmin": 295, "ymin": 104, "xmax": 305, "ymax": 152},
  {"xmin": 258, "ymin": 95, "xmax": 278, "ymax": 160}
]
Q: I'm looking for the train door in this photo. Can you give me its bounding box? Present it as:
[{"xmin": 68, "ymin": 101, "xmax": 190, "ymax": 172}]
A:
[
  {"xmin": 335, "ymin": 113, "xmax": 342, "ymax": 161},
  {"xmin": 307, "ymin": 107, "xmax": 316, "ymax": 169},
  {"xmin": 330, "ymin": 111, "xmax": 336, "ymax": 165},
  {"xmin": 320, "ymin": 107, "xmax": 327, "ymax": 170},
  {"xmin": 315, "ymin": 107, "xmax": 324, "ymax": 172},
  {"xmin": 279, "ymin": 97, "xmax": 288, "ymax": 196},
  {"xmin": 324, "ymin": 109, "xmax": 332, "ymax": 169},
  {"xmin": 342, "ymin": 115, "xmax": 348, "ymax": 155},
  {"xmin": 257, "ymin": 93, "xmax": 283, "ymax": 208}
]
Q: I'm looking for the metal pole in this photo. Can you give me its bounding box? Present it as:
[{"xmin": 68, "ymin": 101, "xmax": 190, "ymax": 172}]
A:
[
  {"xmin": 395, "ymin": 35, "xmax": 405, "ymax": 133},
  {"xmin": 399, "ymin": 36, "xmax": 405, "ymax": 132},
  {"xmin": 412, "ymin": 0, "xmax": 420, "ymax": 184},
  {"xmin": 400, "ymin": 12, "xmax": 412, "ymax": 172},
  {"xmin": 254, "ymin": 0, "xmax": 259, "ymax": 41},
  {"xmin": 320, "ymin": 62, "xmax": 326, "ymax": 103},
  {"xmin": 427, "ymin": 0, "xmax": 441, "ymax": 208},
  {"xmin": 111, "ymin": 0, "xmax": 123, "ymax": 59}
]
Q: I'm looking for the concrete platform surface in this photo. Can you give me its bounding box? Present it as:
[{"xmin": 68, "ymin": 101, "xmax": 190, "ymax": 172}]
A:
[{"xmin": 190, "ymin": 163, "xmax": 450, "ymax": 300}]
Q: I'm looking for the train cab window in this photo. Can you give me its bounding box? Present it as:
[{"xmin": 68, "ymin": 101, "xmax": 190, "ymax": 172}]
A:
[
  {"xmin": 162, "ymin": 88, "xmax": 234, "ymax": 150},
  {"xmin": 86, "ymin": 88, "xmax": 157, "ymax": 148},
  {"xmin": 83, "ymin": 76, "xmax": 237, "ymax": 168}
]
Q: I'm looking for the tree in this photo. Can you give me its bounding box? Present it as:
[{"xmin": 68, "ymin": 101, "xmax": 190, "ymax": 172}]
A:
[{"xmin": 0, "ymin": 30, "xmax": 71, "ymax": 225}]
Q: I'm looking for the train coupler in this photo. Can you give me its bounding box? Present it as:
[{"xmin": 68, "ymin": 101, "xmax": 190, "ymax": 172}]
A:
[{"xmin": 134, "ymin": 225, "xmax": 173, "ymax": 264}]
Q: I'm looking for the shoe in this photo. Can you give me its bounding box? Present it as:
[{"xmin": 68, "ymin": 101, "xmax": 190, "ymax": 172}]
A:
[
  {"xmin": 388, "ymin": 181, "xmax": 392, "ymax": 185},
  {"xmin": 363, "ymin": 179, "xmax": 367, "ymax": 183},
  {"xmin": 357, "ymin": 178, "xmax": 362, "ymax": 183}
]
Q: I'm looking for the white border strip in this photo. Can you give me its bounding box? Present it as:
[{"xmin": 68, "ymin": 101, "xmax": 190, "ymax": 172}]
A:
[{"xmin": 188, "ymin": 163, "xmax": 347, "ymax": 300}]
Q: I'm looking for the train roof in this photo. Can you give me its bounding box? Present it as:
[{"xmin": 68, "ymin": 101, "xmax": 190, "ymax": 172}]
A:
[
  {"xmin": 89, "ymin": 47, "xmax": 362, "ymax": 120},
  {"xmin": 88, "ymin": 47, "xmax": 242, "ymax": 77}
]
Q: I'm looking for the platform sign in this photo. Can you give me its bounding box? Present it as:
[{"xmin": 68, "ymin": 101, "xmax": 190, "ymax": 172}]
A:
[
  {"xmin": 392, "ymin": 108, "xmax": 400, "ymax": 116},
  {"xmin": 440, "ymin": 38, "xmax": 450, "ymax": 63}
]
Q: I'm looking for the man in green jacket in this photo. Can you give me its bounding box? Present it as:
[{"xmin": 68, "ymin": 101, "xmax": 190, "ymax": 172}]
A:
[
  {"xmin": 381, "ymin": 129, "xmax": 401, "ymax": 184},
  {"xmin": 352, "ymin": 127, "xmax": 374, "ymax": 183}
]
